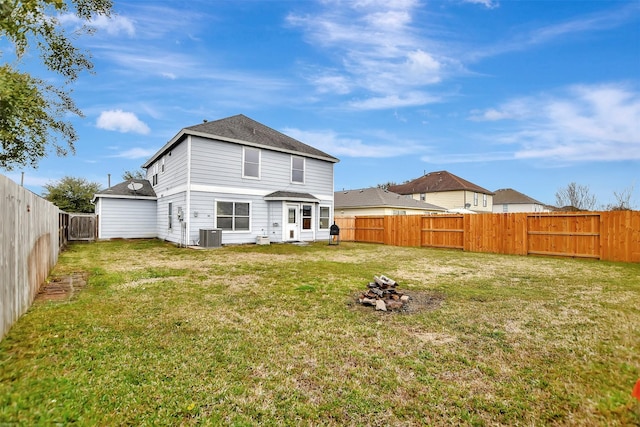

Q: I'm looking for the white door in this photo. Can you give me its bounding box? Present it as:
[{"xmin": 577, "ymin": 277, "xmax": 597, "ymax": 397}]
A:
[{"xmin": 285, "ymin": 204, "xmax": 299, "ymax": 241}]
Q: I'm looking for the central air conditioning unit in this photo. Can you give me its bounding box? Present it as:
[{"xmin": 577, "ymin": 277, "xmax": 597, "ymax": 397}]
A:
[{"xmin": 199, "ymin": 229, "xmax": 222, "ymax": 248}]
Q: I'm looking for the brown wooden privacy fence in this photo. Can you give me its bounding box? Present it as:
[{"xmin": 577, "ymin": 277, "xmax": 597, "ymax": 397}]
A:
[{"xmin": 334, "ymin": 211, "xmax": 640, "ymax": 263}]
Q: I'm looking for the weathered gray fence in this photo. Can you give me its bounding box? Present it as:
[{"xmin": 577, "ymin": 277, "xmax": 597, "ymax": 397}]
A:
[
  {"xmin": 1, "ymin": 174, "xmax": 61, "ymax": 340},
  {"xmin": 68, "ymin": 213, "xmax": 96, "ymax": 241}
]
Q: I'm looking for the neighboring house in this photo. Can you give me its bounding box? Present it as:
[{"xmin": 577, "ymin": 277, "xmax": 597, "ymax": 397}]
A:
[
  {"xmin": 492, "ymin": 188, "xmax": 551, "ymax": 213},
  {"xmin": 140, "ymin": 114, "xmax": 339, "ymax": 245},
  {"xmin": 388, "ymin": 170, "xmax": 494, "ymax": 213},
  {"xmin": 335, "ymin": 187, "xmax": 446, "ymax": 216},
  {"xmin": 93, "ymin": 179, "xmax": 157, "ymax": 239}
]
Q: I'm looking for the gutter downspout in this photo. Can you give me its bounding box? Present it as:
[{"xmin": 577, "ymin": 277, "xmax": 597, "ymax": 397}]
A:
[{"xmin": 186, "ymin": 135, "xmax": 192, "ymax": 246}]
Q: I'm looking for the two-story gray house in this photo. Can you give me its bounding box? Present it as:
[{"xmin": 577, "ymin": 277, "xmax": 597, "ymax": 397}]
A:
[{"xmin": 139, "ymin": 114, "xmax": 339, "ymax": 246}]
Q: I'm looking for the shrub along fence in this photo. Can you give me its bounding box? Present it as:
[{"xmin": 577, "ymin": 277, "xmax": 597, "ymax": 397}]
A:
[
  {"xmin": 335, "ymin": 211, "xmax": 640, "ymax": 263},
  {"xmin": 1, "ymin": 174, "xmax": 63, "ymax": 340}
]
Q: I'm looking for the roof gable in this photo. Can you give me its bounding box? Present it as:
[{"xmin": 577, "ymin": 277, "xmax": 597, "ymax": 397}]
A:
[
  {"xmin": 493, "ymin": 188, "xmax": 543, "ymax": 205},
  {"xmin": 388, "ymin": 170, "xmax": 493, "ymax": 195},
  {"xmin": 94, "ymin": 179, "xmax": 157, "ymax": 199},
  {"xmin": 335, "ymin": 187, "xmax": 445, "ymax": 211},
  {"xmin": 143, "ymin": 114, "xmax": 338, "ymax": 168}
]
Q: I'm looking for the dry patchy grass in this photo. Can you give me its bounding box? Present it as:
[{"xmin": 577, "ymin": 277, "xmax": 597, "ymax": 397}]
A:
[{"xmin": 1, "ymin": 239, "xmax": 639, "ymax": 426}]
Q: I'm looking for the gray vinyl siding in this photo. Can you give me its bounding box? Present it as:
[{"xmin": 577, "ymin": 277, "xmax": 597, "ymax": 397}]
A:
[
  {"xmin": 186, "ymin": 137, "xmax": 334, "ymax": 244},
  {"xmin": 189, "ymin": 191, "xmax": 278, "ymax": 245},
  {"xmin": 189, "ymin": 137, "xmax": 334, "ymax": 197},
  {"xmin": 97, "ymin": 198, "xmax": 156, "ymax": 239},
  {"xmin": 148, "ymin": 134, "xmax": 334, "ymax": 245},
  {"xmin": 147, "ymin": 141, "xmax": 189, "ymax": 194},
  {"xmin": 156, "ymin": 192, "xmax": 187, "ymax": 244}
]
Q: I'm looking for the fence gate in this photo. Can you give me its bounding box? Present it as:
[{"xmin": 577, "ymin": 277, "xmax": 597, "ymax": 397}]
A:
[{"xmin": 68, "ymin": 213, "xmax": 96, "ymax": 241}]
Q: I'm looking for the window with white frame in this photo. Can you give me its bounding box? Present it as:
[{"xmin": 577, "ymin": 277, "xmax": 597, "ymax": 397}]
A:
[
  {"xmin": 243, "ymin": 147, "xmax": 260, "ymax": 178},
  {"xmin": 420, "ymin": 193, "xmax": 426, "ymax": 201},
  {"xmin": 291, "ymin": 156, "xmax": 304, "ymax": 183},
  {"xmin": 302, "ymin": 205, "xmax": 312, "ymax": 230},
  {"xmin": 473, "ymin": 192, "xmax": 478, "ymax": 206},
  {"xmin": 503, "ymin": 204, "xmax": 508, "ymax": 212},
  {"xmin": 216, "ymin": 201, "xmax": 250, "ymax": 231},
  {"xmin": 483, "ymin": 194, "xmax": 487, "ymax": 207},
  {"xmin": 319, "ymin": 206, "xmax": 330, "ymax": 229},
  {"xmin": 168, "ymin": 202, "xmax": 173, "ymax": 229},
  {"xmin": 152, "ymin": 163, "xmax": 158, "ymax": 185},
  {"xmin": 161, "ymin": 157, "xmax": 165, "ymax": 173}
]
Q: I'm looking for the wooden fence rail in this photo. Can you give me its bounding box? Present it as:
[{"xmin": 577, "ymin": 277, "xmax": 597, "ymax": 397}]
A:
[{"xmin": 335, "ymin": 211, "xmax": 640, "ymax": 263}]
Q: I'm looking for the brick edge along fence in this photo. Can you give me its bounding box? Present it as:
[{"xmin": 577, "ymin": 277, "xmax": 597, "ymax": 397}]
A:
[{"xmin": 335, "ymin": 211, "xmax": 640, "ymax": 263}]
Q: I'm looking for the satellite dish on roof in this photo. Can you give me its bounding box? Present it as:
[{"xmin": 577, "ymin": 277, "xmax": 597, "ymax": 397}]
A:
[{"xmin": 127, "ymin": 182, "xmax": 143, "ymax": 191}]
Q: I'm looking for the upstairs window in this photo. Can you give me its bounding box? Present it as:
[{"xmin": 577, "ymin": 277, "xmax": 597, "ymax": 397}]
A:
[
  {"xmin": 152, "ymin": 163, "xmax": 158, "ymax": 186},
  {"xmin": 483, "ymin": 194, "xmax": 487, "ymax": 207},
  {"xmin": 473, "ymin": 192, "xmax": 478, "ymax": 206},
  {"xmin": 291, "ymin": 156, "xmax": 305, "ymax": 183},
  {"xmin": 243, "ymin": 147, "xmax": 260, "ymax": 179}
]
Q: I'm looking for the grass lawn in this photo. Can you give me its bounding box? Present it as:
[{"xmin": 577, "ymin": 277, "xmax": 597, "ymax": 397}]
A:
[{"xmin": 1, "ymin": 239, "xmax": 639, "ymax": 426}]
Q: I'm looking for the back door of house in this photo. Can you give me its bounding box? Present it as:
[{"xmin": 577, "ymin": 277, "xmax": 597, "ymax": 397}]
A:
[{"xmin": 286, "ymin": 204, "xmax": 299, "ymax": 241}]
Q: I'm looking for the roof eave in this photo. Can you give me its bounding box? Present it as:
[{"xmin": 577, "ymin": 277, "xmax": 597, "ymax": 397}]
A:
[
  {"xmin": 93, "ymin": 194, "xmax": 158, "ymax": 201},
  {"xmin": 143, "ymin": 128, "xmax": 340, "ymax": 168}
]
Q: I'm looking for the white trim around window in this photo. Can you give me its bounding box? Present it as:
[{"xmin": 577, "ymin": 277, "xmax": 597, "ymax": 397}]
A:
[
  {"xmin": 319, "ymin": 205, "xmax": 330, "ymax": 230},
  {"xmin": 215, "ymin": 200, "xmax": 252, "ymax": 232},
  {"xmin": 242, "ymin": 146, "xmax": 261, "ymax": 179},
  {"xmin": 291, "ymin": 156, "xmax": 305, "ymax": 184}
]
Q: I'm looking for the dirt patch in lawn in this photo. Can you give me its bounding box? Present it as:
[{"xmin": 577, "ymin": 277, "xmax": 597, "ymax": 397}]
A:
[
  {"xmin": 350, "ymin": 290, "xmax": 444, "ymax": 314},
  {"xmin": 35, "ymin": 272, "xmax": 88, "ymax": 302}
]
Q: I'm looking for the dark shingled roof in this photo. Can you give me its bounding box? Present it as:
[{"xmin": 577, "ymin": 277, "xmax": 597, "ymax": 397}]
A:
[
  {"xmin": 143, "ymin": 114, "xmax": 338, "ymax": 168},
  {"xmin": 335, "ymin": 187, "xmax": 445, "ymax": 211},
  {"xmin": 95, "ymin": 179, "xmax": 156, "ymax": 198},
  {"xmin": 493, "ymin": 188, "xmax": 543, "ymax": 205},
  {"xmin": 186, "ymin": 114, "xmax": 338, "ymax": 161},
  {"xmin": 388, "ymin": 170, "xmax": 493, "ymax": 195},
  {"xmin": 264, "ymin": 191, "xmax": 319, "ymax": 202}
]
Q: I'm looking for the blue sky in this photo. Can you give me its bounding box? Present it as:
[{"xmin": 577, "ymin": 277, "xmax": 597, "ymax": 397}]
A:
[{"xmin": 4, "ymin": 0, "xmax": 640, "ymax": 208}]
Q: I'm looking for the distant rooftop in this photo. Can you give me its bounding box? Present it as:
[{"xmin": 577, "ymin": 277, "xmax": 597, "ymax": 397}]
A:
[
  {"xmin": 335, "ymin": 187, "xmax": 445, "ymax": 211},
  {"xmin": 389, "ymin": 170, "xmax": 493, "ymax": 195}
]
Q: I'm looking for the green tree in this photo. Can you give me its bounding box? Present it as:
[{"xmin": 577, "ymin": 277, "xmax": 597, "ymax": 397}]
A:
[
  {"xmin": 43, "ymin": 176, "xmax": 102, "ymax": 213},
  {"xmin": 122, "ymin": 169, "xmax": 146, "ymax": 181},
  {"xmin": 0, "ymin": 0, "xmax": 112, "ymax": 170}
]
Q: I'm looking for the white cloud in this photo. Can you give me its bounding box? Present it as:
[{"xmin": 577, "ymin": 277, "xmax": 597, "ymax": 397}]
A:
[
  {"xmin": 5, "ymin": 173, "xmax": 52, "ymax": 187},
  {"xmin": 90, "ymin": 15, "xmax": 135, "ymax": 36},
  {"xmin": 421, "ymin": 151, "xmax": 514, "ymax": 164},
  {"xmin": 283, "ymin": 128, "xmax": 426, "ymax": 158},
  {"xmin": 110, "ymin": 148, "xmax": 157, "ymax": 159},
  {"xmin": 468, "ymin": 83, "xmax": 640, "ymax": 162},
  {"xmin": 286, "ymin": 0, "xmax": 451, "ymax": 109},
  {"xmin": 471, "ymin": 3, "xmax": 640, "ymax": 61},
  {"xmin": 461, "ymin": 0, "xmax": 499, "ymax": 9},
  {"xmin": 96, "ymin": 110, "xmax": 150, "ymax": 134},
  {"xmin": 348, "ymin": 92, "xmax": 440, "ymax": 110},
  {"xmin": 58, "ymin": 13, "xmax": 135, "ymax": 37}
]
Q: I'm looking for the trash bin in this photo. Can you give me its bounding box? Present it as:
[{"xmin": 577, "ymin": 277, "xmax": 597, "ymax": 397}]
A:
[
  {"xmin": 199, "ymin": 229, "xmax": 222, "ymax": 248},
  {"xmin": 329, "ymin": 222, "xmax": 340, "ymax": 245}
]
